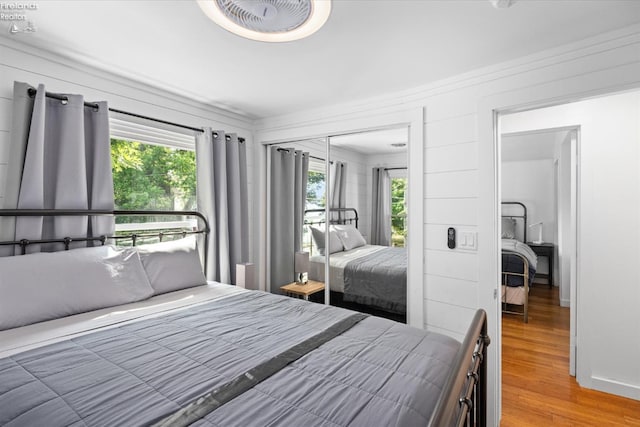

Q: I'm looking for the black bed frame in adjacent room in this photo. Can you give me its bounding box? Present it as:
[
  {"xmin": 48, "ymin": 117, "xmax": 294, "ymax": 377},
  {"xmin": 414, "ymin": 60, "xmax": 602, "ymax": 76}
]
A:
[
  {"xmin": 0, "ymin": 208, "xmax": 490, "ymax": 427},
  {"xmin": 501, "ymin": 201, "xmax": 528, "ymax": 242}
]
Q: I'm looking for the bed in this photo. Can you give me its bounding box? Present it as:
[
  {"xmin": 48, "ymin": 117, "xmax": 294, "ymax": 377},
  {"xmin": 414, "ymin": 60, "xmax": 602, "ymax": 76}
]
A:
[
  {"xmin": 0, "ymin": 209, "xmax": 489, "ymax": 427},
  {"xmin": 501, "ymin": 202, "xmax": 538, "ymax": 323},
  {"xmin": 305, "ymin": 208, "xmax": 406, "ymax": 315}
]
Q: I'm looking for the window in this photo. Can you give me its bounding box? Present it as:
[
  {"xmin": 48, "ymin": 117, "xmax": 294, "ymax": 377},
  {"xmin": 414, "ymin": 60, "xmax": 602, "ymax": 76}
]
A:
[
  {"xmin": 111, "ymin": 138, "xmax": 196, "ymax": 213},
  {"xmin": 109, "ymin": 116, "xmax": 198, "ymax": 240},
  {"xmin": 303, "ymin": 159, "xmax": 326, "ymax": 252},
  {"xmin": 391, "ymin": 177, "xmax": 407, "ymax": 247},
  {"xmin": 306, "ymin": 170, "xmax": 326, "ymax": 210}
]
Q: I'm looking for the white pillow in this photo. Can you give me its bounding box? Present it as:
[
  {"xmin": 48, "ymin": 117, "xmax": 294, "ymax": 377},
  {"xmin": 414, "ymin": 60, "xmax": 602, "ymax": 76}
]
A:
[
  {"xmin": 501, "ymin": 218, "xmax": 517, "ymax": 239},
  {"xmin": 309, "ymin": 226, "xmax": 344, "ymax": 255},
  {"xmin": 136, "ymin": 236, "xmax": 206, "ymax": 295},
  {"xmin": 333, "ymin": 225, "xmax": 366, "ymax": 251},
  {"xmin": 0, "ymin": 246, "xmax": 154, "ymax": 331}
]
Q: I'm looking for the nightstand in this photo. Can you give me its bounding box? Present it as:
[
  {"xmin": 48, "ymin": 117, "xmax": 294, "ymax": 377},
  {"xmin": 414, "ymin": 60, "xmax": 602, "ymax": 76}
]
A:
[
  {"xmin": 280, "ymin": 280, "xmax": 325, "ymax": 301},
  {"xmin": 526, "ymin": 242, "xmax": 555, "ymax": 288}
]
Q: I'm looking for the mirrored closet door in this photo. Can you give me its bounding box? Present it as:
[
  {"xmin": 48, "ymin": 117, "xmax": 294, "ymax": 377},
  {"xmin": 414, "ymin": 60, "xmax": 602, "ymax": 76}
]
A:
[
  {"xmin": 266, "ymin": 127, "xmax": 409, "ymax": 323},
  {"xmin": 326, "ymin": 127, "xmax": 408, "ymax": 322}
]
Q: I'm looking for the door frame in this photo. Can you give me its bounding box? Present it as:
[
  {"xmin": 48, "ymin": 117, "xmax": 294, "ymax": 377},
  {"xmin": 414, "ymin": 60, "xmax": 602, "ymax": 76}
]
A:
[
  {"xmin": 498, "ymin": 125, "xmax": 580, "ymax": 378},
  {"xmin": 479, "ymin": 86, "xmax": 639, "ymax": 424}
]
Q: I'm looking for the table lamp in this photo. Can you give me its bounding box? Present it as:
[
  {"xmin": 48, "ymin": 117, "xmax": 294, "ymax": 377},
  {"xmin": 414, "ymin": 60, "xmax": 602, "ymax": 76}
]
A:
[
  {"xmin": 529, "ymin": 221, "xmax": 544, "ymax": 244},
  {"xmin": 295, "ymin": 251, "xmax": 309, "ymax": 284}
]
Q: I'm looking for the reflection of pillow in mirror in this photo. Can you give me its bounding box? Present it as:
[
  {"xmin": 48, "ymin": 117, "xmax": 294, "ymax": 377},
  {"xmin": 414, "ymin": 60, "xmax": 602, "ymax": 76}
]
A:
[
  {"xmin": 310, "ymin": 226, "xmax": 343, "ymax": 255},
  {"xmin": 501, "ymin": 218, "xmax": 517, "ymax": 239},
  {"xmin": 333, "ymin": 225, "xmax": 366, "ymax": 251}
]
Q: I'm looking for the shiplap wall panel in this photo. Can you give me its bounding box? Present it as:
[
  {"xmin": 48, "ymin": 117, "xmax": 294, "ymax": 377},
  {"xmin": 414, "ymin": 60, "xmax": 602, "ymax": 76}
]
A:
[
  {"xmin": 425, "ymin": 274, "xmax": 478, "ymax": 309},
  {"xmin": 425, "ymin": 249, "xmax": 478, "ymax": 282},
  {"xmin": 425, "ymin": 170, "xmax": 478, "ymax": 199},
  {"xmin": 426, "ymin": 142, "xmax": 477, "ymax": 173},
  {"xmin": 425, "ymin": 198, "xmax": 478, "ymax": 225},
  {"xmin": 425, "ymin": 114, "xmax": 476, "ymax": 148},
  {"xmin": 425, "ymin": 300, "xmax": 477, "ymax": 336}
]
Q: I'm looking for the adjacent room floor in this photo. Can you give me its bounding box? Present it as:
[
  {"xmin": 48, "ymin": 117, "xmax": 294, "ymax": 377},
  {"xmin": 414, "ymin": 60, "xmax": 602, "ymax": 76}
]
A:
[{"xmin": 501, "ymin": 286, "xmax": 640, "ymax": 426}]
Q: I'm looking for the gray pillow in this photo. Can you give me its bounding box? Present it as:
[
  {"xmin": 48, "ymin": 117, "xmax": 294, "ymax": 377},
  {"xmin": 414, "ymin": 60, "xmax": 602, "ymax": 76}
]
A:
[
  {"xmin": 333, "ymin": 224, "xmax": 366, "ymax": 251},
  {"xmin": 136, "ymin": 236, "xmax": 207, "ymax": 294},
  {"xmin": 310, "ymin": 226, "xmax": 344, "ymax": 255},
  {"xmin": 0, "ymin": 246, "xmax": 154, "ymax": 331},
  {"xmin": 501, "ymin": 218, "xmax": 517, "ymax": 239}
]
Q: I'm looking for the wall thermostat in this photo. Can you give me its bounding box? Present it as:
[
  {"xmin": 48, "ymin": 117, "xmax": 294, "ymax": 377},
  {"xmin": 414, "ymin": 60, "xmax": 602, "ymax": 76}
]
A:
[{"xmin": 447, "ymin": 227, "xmax": 456, "ymax": 249}]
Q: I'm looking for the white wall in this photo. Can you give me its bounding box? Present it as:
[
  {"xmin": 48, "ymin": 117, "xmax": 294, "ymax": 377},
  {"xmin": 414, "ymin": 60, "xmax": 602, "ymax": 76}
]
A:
[
  {"xmin": 501, "ymin": 158, "xmax": 557, "ymax": 283},
  {"xmin": 255, "ymin": 24, "xmax": 640, "ymax": 423},
  {"xmin": 502, "ymin": 90, "xmax": 640, "ymax": 400},
  {"xmin": 0, "ymin": 38, "xmax": 258, "ymax": 276}
]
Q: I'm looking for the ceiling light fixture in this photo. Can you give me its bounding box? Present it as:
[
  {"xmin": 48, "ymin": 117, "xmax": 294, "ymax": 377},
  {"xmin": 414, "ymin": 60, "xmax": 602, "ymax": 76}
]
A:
[
  {"xmin": 197, "ymin": 0, "xmax": 332, "ymax": 43},
  {"xmin": 489, "ymin": 0, "xmax": 516, "ymax": 9}
]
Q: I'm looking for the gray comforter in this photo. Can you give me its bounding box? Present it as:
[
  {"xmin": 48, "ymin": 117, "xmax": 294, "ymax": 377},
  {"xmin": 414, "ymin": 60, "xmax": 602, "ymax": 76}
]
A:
[
  {"xmin": 344, "ymin": 247, "xmax": 407, "ymax": 314},
  {"xmin": 0, "ymin": 291, "xmax": 459, "ymax": 426}
]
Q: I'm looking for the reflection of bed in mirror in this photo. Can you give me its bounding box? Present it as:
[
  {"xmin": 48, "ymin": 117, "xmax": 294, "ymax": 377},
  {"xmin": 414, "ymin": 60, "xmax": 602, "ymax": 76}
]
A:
[{"xmin": 305, "ymin": 208, "xmax": 407, "ymax": 317}]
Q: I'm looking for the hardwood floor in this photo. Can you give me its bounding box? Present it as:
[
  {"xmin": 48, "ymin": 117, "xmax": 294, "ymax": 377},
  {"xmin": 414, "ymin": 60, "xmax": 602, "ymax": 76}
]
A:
[{"xmin": 501, "ymin": 285, "xmax": 640, "ymax": 426}]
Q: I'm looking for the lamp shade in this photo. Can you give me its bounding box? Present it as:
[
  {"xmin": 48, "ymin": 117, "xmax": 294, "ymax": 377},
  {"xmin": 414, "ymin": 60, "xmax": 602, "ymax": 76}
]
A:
[
  {"xmin": 236, "ymin": 263, "xmax": 255, "ymax": 289},
  {"xmin": 295, "ymin": 251, "xmax": 309, "ymax": 272}
]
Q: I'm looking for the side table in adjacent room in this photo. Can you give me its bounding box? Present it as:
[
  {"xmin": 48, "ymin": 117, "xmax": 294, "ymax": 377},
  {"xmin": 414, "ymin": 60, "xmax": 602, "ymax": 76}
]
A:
[{"xmin": 527, "ymin": 242, "xmax": 555, "ymax": 288}]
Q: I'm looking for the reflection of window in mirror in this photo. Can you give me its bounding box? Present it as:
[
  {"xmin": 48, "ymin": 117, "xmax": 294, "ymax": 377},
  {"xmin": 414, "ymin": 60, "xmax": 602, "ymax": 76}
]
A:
[
  {"xmin": 303, "ymin": 159, "xmax": 326, "ymax": 254},
  {"xmin": 389, "ymin": 173, "xmax": 407, "ymax": 248}
]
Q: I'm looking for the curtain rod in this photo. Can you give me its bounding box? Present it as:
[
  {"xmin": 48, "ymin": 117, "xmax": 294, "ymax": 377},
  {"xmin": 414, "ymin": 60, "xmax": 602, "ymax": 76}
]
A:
[
  {"xmin": 26, "ymin": 87, "xmax": 245, "ymax": 143},
  {"xmin": 276, "ymin": 148, "xmax": 334, "ymax": 164},
  {"xmin": 385, "ymin": 167, "xmax": 407, "ymax": 171}
]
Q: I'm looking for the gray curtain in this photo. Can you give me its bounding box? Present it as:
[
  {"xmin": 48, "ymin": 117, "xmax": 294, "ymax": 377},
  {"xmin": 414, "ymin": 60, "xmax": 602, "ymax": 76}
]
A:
[
  {"xmin": 196, "ymin": 129, "xmax": 249, "ymax": 284},
  {"xmin": 6, "ymin": 82, "xmax": 114, "ymax": 254},
  {"xmin": 0, "ymin": 82, "xmax": 32, "ymax": 256},
  {"xmin": 329, "ymin": 160, "xmax": 346, "ymax": 222},
  {"xmin": 269, "ymin": 146, "xmax": 309, "ymax": 292},
  {"xmin": 371, "ymin": 167, "xmax": 391, "ymax": 246}
]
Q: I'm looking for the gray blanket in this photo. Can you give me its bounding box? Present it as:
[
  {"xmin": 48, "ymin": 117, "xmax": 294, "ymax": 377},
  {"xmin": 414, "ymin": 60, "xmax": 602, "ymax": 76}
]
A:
[
  {"xmin": 0, "ymin": 290, "xmax": 458, "ymax": 426},
  {"xmin": 344, "ymin": 247, "xmax": 407, "ymax": 314}
]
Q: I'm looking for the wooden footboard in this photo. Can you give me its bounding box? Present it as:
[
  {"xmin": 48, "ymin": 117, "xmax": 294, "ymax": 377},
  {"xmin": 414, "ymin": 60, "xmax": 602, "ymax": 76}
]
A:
[{"xmin": 429, "ymin": 309, "xmax": 490, "ymax": 427}]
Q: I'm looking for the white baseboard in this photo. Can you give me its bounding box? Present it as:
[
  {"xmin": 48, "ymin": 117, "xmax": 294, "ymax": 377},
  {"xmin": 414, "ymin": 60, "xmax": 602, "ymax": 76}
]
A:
[
  {"xmin": 560, "ymin": 298, "xmax": 570, "ymax": 307},
  {"xmin": 590, "ymin": 376, "xmax": 640, "ymax": 401}
]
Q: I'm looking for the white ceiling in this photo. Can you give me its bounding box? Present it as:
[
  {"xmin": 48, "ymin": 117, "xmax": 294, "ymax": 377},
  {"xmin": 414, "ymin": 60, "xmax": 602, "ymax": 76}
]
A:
[
  {"xmin": 3, "ymin": 1, "xmax": 640, "ymax": 119},
  {"xmin": 502, "ymin": 129, "xmax": 569, "ymax": 162}
]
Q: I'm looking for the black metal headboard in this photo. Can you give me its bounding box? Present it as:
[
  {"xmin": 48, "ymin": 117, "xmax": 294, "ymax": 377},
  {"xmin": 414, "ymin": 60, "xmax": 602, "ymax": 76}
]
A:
[
  {"xmin": 0, "ymin": 209, "xmax": 210, "ymax": 272},
  {"xmin": 501, "ymin": 202, "xmax": 527, "ymax": 242},
  {"xmin": 304, "ymin": 207, "xmax": 359, "ymax": 229},
  {"xmin": 303, "ymin": 208, "xmax": 359, "ymax": 256}
]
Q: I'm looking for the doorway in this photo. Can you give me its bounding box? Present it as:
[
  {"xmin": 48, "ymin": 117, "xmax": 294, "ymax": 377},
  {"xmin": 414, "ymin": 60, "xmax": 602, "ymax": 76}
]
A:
[{"xmin": 495, "ymin": 89, "xmax": 640, "ymax": 422}]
